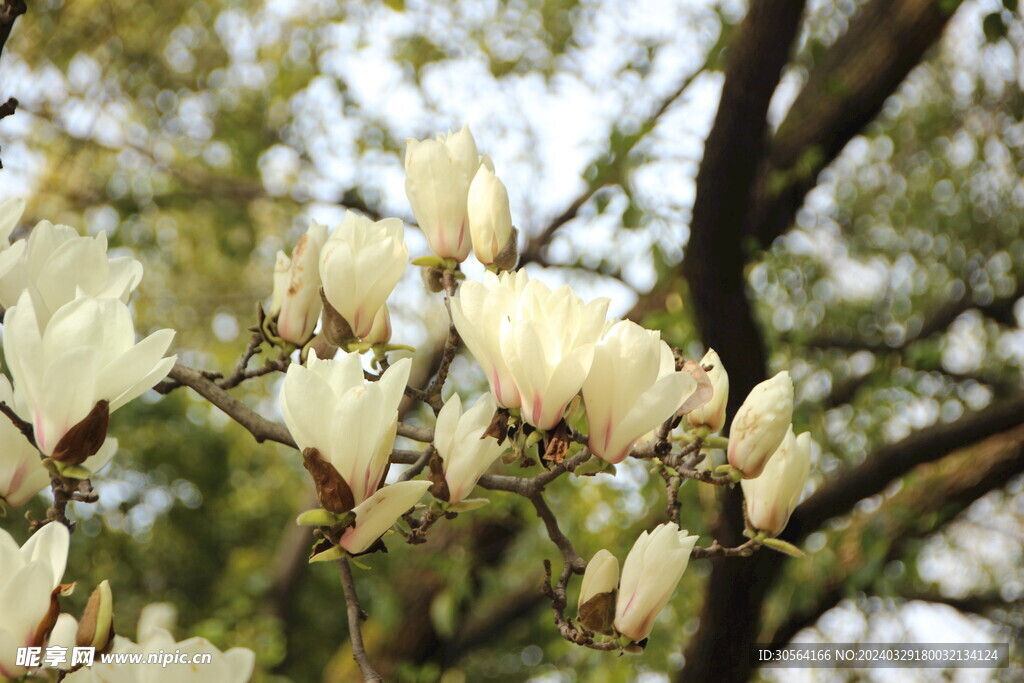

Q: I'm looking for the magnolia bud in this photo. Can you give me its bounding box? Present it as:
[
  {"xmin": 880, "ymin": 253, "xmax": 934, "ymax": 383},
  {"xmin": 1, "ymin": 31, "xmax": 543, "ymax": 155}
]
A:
[
  {"xmin": 613, "ymin": 523, "xmax": 698, "ymax": 642},
  {"xmin": 727, "ymin": 371, "xmax": 793, "ymax": 479},
  {"xmin": 687, "ymin": 349, "xmax": 729, "ymax": 433},
  {"xmin": 742, "ymin": 428, "xmax": 811, "ymax": 537},
  {"xmin": 268, "ymin": 221, "xmax": 328, "ymax": 345},
  {"xmin": 468, "ymin": 165, "xmax": 514, "ymax": 266},
  {"xmin": 281, "ymin": 351, "xmax": 411, "ymax": 506},
  {"xmin": 405, "ymin": 126, "xmax": 479, "ymax": 262},
  {"xmin": 0, "ymin": 523, "xmax": 70, "ymax": 678},
  {"xmin": 577, "ymin": 549, "xmax": 619, "ymax": 635},
  {"xmin": 319, "ymin": 212, "xmax": 408, "ymax": 339},
  {"xmin": 76, "ymin": 580, "xmax": 114, "ymax": 653}
]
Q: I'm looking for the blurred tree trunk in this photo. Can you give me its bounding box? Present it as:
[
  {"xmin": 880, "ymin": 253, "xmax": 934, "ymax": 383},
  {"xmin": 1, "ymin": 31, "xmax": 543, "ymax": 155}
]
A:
[{"xmin": 677, "ymin": 0, "xmax": 963, "ymax": 680}]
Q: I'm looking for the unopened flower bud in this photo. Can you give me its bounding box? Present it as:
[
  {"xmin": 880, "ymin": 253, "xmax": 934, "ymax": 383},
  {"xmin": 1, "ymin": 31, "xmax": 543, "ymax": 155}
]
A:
[
  {"xmin": 319, "ymin": 212, "xmax": 408, "ymax": 339},
  {"xmin": 742, "ymin": 428, "xmax": 811, "ymax": 537},
  {"xmin": 727, "ymin": 371, "xmax": 793, "ymax": 479},
  {"xmin": 338, "ymin": 480, "xmax": 431, "ymax": 554},
  {"xmin": 687, "ymin": 349, "xmax": 729, "ymax": 433},
  {"xmin": 577, "ymin": 549, "xmax": 618, "ymax": 635},
  {"xmin": 405, "ymin": 126, "xmax": 478, "ymax": 262},
  {"xmin": 468, "ymin": 165, "xmax": 515, "ymax": 266},
  {"xmin": 76, "ymin": 580, "xmax": 114, "ymax": 653},
  {"xmin": 269, "ymin": 221, "xmax": 328, "ymax": 345}
]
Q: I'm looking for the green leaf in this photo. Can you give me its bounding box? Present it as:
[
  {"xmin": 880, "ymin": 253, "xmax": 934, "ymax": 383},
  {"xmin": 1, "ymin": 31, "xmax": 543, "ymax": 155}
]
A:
[
  {"xmin": 762, "ymin": 538, "xmax": 806, "ymax": 558},
  {"xmin": 446, "ymin": 498, "xmax": 489, "ymax": 512},
  {"xmin": 308, "ymin": 545, "xmax": 345, "ymax": 563},
  {"xmin": 295, "ymin": 509, "xmax": 343, "ymax": 526},
  {"xmin": 411, "ymin": 255, "xmax": 446, "ymax": 268}
]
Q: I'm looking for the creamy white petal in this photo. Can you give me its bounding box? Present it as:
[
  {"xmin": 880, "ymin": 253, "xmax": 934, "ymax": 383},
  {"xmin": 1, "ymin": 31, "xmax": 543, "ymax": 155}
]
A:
[{"xmin": 338, "ymin": 480, "xmax": 431, "ymax": 554}]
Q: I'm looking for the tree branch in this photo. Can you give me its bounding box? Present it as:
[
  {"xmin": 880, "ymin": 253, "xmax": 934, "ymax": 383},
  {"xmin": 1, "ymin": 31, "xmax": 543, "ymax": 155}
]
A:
[
  {"xmin": 0, "ymin": 0, "xmax": 24, "ymax": 60},
  {"xmin": 766, "ymin": 423, "xmax": 1024, "ymax": 650},
  {"xmin": 520, "ymin": 58, "xmax": 709, "ymax": 266},
  {"xmin": 749, "ymin": 0, "xmax": 961, "ymax": 247},
  {"xmin": 677, "ymin": 3, "xmax": 807, "ymax": 679},
  {"xmin": 336, "ymin": 559, "xmax": 384, "ymax": 682},
  {"xmin": 790, "ymin": 393, "xmax": 1024, "ymax": 536}
]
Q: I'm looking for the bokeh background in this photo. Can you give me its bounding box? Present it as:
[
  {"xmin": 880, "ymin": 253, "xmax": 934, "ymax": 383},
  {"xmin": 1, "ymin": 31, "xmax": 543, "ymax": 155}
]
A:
[{"xmin": 1, "ymin": 0, "xmax": 1023, "ymax": 680}]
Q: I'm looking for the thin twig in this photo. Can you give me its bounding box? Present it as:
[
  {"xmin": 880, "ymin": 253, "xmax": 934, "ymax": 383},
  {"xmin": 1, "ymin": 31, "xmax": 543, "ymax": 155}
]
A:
[
  {"xmin": 530, "ymin": 493, "xmax": 585, "ymax": 572},
  {"xmin": 156, "ymin": 363, "xmax": 297, "ymax": 447},
  {"xmin": 397, "ymin": 446, "xmax": 434, "ymax": 482},
  {"xmin": 520, "ymin": 58, "xmax": 709, "ymax": 265},
  {"xmin": 689, "ymin": 537, "xmax": 760, "ymax": 559},
  {"xmin": 336, "ymin": 559, "xmax": 384, "ymax": 682},
  {"xmin": 156, "ymin": 363, "xmax": 434, "ymax": 450}
]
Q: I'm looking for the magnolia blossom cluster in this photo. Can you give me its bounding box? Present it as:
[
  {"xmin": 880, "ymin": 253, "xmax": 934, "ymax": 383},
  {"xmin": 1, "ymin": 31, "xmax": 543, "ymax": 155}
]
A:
[
  {"xmin": 264, "ymin": 126, "xmax": 517, "ymax": 347},
  {"xmin": 578, "ymin": 523, "xmax": 699, "ymax": 643},
  {"xmin": 0, "ymin": 525, "xmax": 254, "ymax": 682},
  {"xmin": 269, "ymin": 126, "xmax": 815, "ymax": 599},
  {"xmin": 724, "ymin": 371, "xmax": 812, "ymax": 537},
  {"xmin": 0, "ymin": 199, "xmax": 176, "ymax": 504},
  {"xmin": 452, "ymin": 271, "xmax": 703, "ymax": 460}
]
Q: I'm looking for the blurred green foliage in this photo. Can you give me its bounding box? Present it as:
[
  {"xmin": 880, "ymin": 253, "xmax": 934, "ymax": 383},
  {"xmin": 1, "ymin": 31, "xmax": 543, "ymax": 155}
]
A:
[{"xmin": 2, "ymin": 0, "xmax": 1024, "ymax": 681}]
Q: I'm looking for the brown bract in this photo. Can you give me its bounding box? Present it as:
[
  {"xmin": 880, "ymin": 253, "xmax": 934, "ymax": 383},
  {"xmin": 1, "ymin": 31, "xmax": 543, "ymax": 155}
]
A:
[
  {"xmin": 301, "ymin": 447, "xmax": 354, "ymax": 514},
  {"xmin": 51, "ymin": 400, "xmax": 110, "ymax": 465},
  {"xmin": 577, "ymin": 590, "xmax": 616, "ymax": 635}
]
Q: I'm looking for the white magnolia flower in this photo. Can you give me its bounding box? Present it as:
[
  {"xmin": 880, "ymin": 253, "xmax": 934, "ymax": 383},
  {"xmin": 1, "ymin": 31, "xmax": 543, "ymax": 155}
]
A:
[
  {"xmin": 361, "ymin": 305, "xmax": 392, "ymax": 346},
  {"xmin": 687, "ymin": 348, "xmax": 729, "ymax": 433},
  {"xmin": 0, "ymin": 198, "xmax": 27, "ymax": 282},
  {"xmin": 404, "ymin": 125, "xmax": 479, "ymax": 261},
  {"xmin": 450, "ymin": 270, "xmax": 530, "ymax": 409},
  {"xmin": 0, "ymin": 197, "xmax": 25, "ymax": 245},
  {"xmin": 3, "ymin": 293, "xmax": 176, "ymax": 458},
  {"xmin": 64, "ymin": 626, "xmax": 255, "ymax": 683},
  {"xmin": 613, "ymin": 522, "xmax": 698, "ymax": 642},
  {"xmin": 269, "ymin": 221, "xmax": 328, "ymax": 345},
  {"xmin": 467, "ymin": 164, "xmax": 515, "ymax": 266},
  {"xmin": 280, "ymin": 350, "xmax": 411, "ymax": 505},
  {"xmin": 0, "ymin": 376, "xmax": 50, "ymax": 507},
  {"xmin": 742, "ymin": 427, "xmax": 811, "ymax": 537},
  {"xmin": 0, "ymin": 523, "xmax": 70, "ymax": 678},
  {"xmin": 433, "ymin": 393, "xmax": 507, "ymax": 503},
  {"xmin": 583, "ymin": 320, "xmax": 696, "ymax": 464},
  {"xmin": 578, "ymin": 549, "xmax": 619, "ymax": 610},
  {"xmin": 499, "ymin": 278, "xmax": 609, "ymax": 430},
  {"xmin": 338, "ymin": 480, "xmax": 431, "ymax": 554},
  {"xmin": 0, "ymin": 219, "xmax": 143, "ymax": 328},
  {"xmin": 319, "ymin": 212, "xmax": 408, "ymax": 339},
  {"xmin": 136, "ymin": 603, "xmax": 178, "ymax": 643},
  {"xmin": 727, "ymin": 371, "xmax": 794, "ymax": 479}
]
